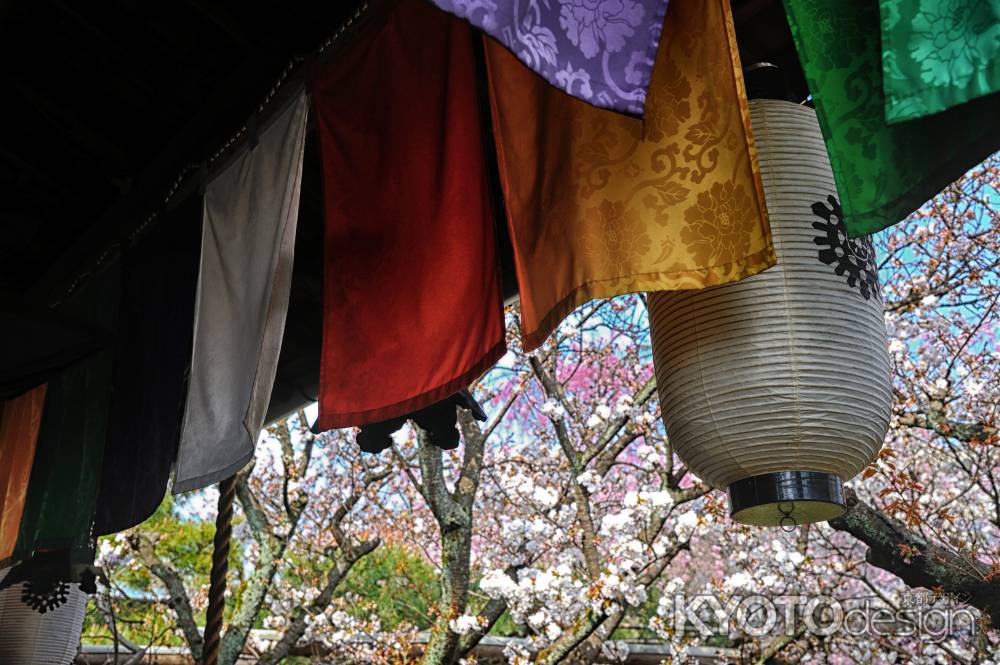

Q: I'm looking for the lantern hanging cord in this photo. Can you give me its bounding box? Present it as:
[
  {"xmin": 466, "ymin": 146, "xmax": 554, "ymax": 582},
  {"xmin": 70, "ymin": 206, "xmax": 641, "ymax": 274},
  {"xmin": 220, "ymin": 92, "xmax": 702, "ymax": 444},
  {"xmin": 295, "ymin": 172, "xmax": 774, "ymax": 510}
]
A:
[
  {"xmin": 778, "ymin": 501, "xmax": 798, "ymax": 532},
  {"xmin": 49, "ymin": 2, "xmax": 371, "ymax": 309}
]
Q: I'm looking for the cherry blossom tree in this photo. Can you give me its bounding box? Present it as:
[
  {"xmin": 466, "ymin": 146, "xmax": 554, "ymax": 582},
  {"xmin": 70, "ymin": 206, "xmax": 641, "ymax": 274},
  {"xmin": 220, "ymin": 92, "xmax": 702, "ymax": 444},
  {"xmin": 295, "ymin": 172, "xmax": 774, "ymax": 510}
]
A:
[
  {"xmin": 85, "ymin": 154, "xmax": 999, "ymax": 664},
  {"xmin": 379, "ymin": 298, "xmax": 706, "ymax": 665},
  {"xmin": 86, "ymin": 415, "xmax": 391, "ymax": 665}
]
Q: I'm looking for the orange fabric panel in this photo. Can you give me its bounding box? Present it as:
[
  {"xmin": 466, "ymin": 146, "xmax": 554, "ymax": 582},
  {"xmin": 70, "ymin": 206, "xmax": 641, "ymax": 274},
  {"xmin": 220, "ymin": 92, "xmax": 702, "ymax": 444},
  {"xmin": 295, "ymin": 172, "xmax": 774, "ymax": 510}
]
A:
[
  {"xmin": 485, "ymin": 0, "xmax": 775, "ymax": 350},
  {"xmin": 0, "ymin": 384, "xmax": 46, "ymax": 562}
]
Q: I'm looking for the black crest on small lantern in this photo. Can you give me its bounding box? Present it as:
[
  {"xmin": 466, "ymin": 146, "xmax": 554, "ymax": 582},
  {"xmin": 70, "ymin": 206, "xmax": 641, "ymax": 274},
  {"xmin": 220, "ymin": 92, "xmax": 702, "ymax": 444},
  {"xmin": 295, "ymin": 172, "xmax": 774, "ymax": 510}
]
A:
[{"xmin": 21, "ymin": 579, "xmax": 71, "ymax": 614}]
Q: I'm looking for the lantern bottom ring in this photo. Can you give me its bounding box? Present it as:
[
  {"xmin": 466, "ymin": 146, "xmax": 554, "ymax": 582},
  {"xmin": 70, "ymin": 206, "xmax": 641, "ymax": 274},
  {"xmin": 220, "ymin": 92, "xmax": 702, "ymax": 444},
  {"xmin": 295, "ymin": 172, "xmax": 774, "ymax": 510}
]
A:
[{"xmin": 727, "ymin": 471, "xmax": 846, "ymax": 527}]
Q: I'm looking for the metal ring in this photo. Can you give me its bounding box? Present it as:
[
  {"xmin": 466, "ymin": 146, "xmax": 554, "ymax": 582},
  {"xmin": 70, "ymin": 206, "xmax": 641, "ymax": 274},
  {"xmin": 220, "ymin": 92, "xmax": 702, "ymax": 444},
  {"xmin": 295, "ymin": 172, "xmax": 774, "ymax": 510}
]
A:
[{"xmin": 777, "ymin": 501, "xmax": 797, "ymax": 531}]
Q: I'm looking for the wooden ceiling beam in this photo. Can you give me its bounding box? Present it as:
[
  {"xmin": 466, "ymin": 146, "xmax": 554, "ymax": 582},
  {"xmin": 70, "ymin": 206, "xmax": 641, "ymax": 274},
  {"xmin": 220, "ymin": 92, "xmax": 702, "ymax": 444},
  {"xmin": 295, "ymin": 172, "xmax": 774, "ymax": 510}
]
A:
[
  {"xmin": 12, "ymin": 77, "xmax": 133, "ymax": 179},
  {"xmin": 182, "ymin": 0, "xmax": 254, "ymax": 47},
  {"xmin": 44, "ymin": 0, "xmax": 208, "ymax": 106},
  {"xmin": 0, "ymin": 145, "xmax": 74, "ymax": 200}
]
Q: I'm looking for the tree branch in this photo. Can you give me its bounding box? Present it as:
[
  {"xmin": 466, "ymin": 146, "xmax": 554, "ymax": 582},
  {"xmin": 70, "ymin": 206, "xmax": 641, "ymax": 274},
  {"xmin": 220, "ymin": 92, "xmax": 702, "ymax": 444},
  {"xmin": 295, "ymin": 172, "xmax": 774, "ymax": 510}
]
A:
[
  {"xmin": 534, "ymin": 541, "xmax": 688, "ymax": 665},
  {"xmin": 533, "ymin": 607, "xmax": 609, "ymax": 665},
  {"xmin": 587, "ymin": 376, "xmax": 657, "ymax": 471},
  {"xmin": 896, "ymin": 410, "xmax": 997, "ymax": 444},
  {"xmin": 234, "ymin": 466, "xmax": 275, "ymax": 542},
  {"xmin": 219, "ymin": 463, "xmax": 314, "ymax": 663},
  {"xmin": 257, "ymin": 538, "xmax": 380, "ymax": 665},
  {"xmin": 127, "ymin": 534, "xmax": 204, "ymax": 662},
  {"xmin": 830, "ymin": 488, "xmax": 1000, "ymax": 626},
  {"xmin": 257, "ymin": 455, "xmax": 390, "ymax": 664},
  {"xmin": 456, "ymin": 598, "xmax": 508, "ymax": 656}
]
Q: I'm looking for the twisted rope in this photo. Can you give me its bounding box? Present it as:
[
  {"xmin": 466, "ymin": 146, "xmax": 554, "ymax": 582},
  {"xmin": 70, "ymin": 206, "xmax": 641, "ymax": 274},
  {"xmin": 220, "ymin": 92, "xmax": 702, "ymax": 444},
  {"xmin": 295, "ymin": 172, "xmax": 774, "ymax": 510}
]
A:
[{"xmin": 203, "ymin": 475, "xmax": 237, "ymax": 665}]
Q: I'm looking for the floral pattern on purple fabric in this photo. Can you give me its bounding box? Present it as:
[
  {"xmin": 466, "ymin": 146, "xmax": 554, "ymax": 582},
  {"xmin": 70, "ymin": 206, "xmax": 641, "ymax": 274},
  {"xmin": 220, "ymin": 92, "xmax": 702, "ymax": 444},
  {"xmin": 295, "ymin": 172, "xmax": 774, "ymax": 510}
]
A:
[{"xmin": 427, "ymin": 0, "xmax": 670, "ymax": 115}]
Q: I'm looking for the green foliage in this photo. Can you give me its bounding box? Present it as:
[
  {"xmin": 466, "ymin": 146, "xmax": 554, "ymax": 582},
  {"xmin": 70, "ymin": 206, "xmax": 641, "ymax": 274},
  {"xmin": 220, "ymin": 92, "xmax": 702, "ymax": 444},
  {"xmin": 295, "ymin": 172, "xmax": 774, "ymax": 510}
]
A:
[
  {"xmin": 131, "ymin": 494, "xmax": 217, "ymax": 583},
  {"xmin": 337, "ymin": 542, "xmax": 439, "ymax": 630},
  {"xmin": 610, "ymin": 585, "xmax": 665, "ymax": 641},
  {"xmin": 81, "ymin": 492, "xmax": 226, "ymax": 649},
  {"xmin": 485, "ymin": 607, "xmax": 523, "ymax": 637}
]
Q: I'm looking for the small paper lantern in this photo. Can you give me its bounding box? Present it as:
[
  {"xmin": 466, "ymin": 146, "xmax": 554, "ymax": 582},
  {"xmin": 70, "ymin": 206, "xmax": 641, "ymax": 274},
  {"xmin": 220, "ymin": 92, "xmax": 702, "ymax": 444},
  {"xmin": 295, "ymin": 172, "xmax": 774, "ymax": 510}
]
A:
[
  {"xmin": 0, "ymin": 567, "xmax": 87, "ymax": 665},
  {"xmin": 648, "ymin": 99, "xmax": 891, "ymax": 527}
]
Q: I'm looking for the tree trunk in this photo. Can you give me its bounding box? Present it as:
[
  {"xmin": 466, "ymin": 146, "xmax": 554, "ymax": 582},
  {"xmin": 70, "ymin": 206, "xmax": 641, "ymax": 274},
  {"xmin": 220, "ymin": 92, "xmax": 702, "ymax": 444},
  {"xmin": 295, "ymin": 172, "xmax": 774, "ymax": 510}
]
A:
[{"xmin": 421, "ymin": 520, "xmax": 473, "ymax": 665}]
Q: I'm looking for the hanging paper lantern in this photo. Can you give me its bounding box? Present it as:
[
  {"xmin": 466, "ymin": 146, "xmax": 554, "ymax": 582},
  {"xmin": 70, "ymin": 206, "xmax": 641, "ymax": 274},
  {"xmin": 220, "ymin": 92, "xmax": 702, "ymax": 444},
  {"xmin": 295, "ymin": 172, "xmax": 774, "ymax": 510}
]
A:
[
  {"xmin": 648, "ymin": 99, "xmax": 892, "ymax": 527},
  {"xmin": 0, "ymin": 567, "xmax": 87, "ymax": 664}
]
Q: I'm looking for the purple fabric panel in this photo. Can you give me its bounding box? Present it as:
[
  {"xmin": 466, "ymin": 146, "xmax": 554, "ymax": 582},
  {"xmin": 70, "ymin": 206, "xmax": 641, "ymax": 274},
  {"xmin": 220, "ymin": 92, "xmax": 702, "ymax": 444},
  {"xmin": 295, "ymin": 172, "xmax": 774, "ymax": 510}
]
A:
[{"xmin": 427, "ymin": 0, "xmax": 669, "ymax": 115}]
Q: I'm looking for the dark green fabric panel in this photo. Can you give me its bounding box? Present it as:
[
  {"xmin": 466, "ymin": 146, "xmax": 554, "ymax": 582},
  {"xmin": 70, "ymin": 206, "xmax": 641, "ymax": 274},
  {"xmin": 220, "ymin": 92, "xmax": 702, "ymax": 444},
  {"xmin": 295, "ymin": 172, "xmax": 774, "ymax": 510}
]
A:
[
  {"xmin": 13, "ymin": 350, "xmax": 113, "ymax": 563},
  {"xmin": 783, "ymin": 0, "xmax": 1000, "ymax": 236},
  {"xmin": 13, "ymin": 265, "xmax": 120, "ymax": 565},
  {"xmin": 881, "ymin": 0, "xmax": 1000, "ymax": 123}
]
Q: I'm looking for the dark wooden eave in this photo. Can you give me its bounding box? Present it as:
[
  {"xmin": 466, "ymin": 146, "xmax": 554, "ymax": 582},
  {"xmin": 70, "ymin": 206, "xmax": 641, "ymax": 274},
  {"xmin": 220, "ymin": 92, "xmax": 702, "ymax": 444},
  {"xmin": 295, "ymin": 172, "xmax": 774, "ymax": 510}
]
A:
[{"xmin": 0, "ymin": 0, "xmax": 809, "ymax": 423}]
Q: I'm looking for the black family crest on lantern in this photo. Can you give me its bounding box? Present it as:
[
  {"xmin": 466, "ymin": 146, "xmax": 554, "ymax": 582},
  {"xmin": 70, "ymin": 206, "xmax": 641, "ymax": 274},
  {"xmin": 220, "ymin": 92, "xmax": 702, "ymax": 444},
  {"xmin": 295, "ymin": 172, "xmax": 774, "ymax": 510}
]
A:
[
  {"xmin": 811, "ymin": 195, "xmax": 880, "ymax": 300},
  {"xmin": 20, "ymin": 579, "xmax": 71, "ymax": 614}
]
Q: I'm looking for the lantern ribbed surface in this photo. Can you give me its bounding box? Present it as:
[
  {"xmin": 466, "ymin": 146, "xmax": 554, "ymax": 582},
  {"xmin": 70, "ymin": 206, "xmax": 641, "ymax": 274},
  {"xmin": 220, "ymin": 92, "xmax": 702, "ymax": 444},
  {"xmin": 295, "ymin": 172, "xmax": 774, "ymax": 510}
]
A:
[
  {"xmin": 0, "ymin": 568, "xmax": 87, "ymax": 665},
  {"xmin": 649, "ymin": 99, "xmax": 891, "ymax": 525}
]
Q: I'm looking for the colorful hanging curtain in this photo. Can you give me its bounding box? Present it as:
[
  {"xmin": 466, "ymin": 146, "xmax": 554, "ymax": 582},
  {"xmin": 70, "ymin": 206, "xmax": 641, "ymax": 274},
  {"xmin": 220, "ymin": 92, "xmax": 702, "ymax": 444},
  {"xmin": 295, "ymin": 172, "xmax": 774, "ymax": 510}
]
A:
[
  {"xmin": 14, "ymin": 266, "xmax": 119, "ymax": 565},
  {"xmin": 312, "ymin": 0, "xmax": 505, "ymax": 430},
  {"xmin": 425, "ymin": 0, "xmax": 670, "ymax": 116},
  {"xmin": 174, "ymin": 92, "xmax": 309, "ymax": 493},
  {"xmin": 0, "ymin": 385, "xmax": 46, "ymax": 563},
  {"xmin": 880, "ymin": 0, "xmax": 1000, "ymax": 123},
  {"xmin": 486, "ymin": 0, "xmax": 774, "ymax": 351},
  {"xmin": 784, "ymin": 0, "xmax": 1000, "ymax": 237},
  {"xmin": 94, "ymin": 196, "xmax": 202, "ymax": 534}
]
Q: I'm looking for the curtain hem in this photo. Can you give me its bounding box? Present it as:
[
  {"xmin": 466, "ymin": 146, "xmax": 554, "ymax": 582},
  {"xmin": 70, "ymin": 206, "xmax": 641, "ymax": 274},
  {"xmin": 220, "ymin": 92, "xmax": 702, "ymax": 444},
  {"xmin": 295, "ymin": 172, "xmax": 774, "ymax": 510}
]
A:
[{"xmin": 317, "ymin": 339, "xmax": 506, "ymax": 431}]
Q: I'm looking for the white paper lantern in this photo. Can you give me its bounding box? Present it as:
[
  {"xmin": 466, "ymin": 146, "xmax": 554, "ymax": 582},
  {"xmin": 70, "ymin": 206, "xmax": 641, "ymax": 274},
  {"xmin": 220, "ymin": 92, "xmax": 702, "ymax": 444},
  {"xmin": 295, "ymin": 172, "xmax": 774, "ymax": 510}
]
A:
[
  {"xmin": 648, "ymin": 98, "xmax": 891, "ymax": 527},
  {"xmin": 0, "ymin": 567, "xmax": 88, "ymax": 665}
]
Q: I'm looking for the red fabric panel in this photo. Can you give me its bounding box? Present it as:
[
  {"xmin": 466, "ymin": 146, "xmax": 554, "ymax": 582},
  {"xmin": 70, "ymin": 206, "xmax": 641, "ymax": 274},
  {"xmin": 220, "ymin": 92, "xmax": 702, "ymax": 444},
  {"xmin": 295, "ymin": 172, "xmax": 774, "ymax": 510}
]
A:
[{"xmin": 311, "ymin": 0, "xmax": 505, "ymax": 429}]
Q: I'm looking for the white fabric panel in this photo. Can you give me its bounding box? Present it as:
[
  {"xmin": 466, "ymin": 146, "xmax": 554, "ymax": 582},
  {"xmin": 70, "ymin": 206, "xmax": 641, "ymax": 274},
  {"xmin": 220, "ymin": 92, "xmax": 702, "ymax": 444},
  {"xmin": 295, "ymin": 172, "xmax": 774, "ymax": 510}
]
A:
[
  {"xmin": 649, "ymin": 99, "xmax": 891, "ymax": 490},
  {"xmin": 0, "ymin": 568, "xmax": 87, "ymax": 665},
  {"xmin": 174, "ymin": 91, "xmax": 309, "ymax": 493}
]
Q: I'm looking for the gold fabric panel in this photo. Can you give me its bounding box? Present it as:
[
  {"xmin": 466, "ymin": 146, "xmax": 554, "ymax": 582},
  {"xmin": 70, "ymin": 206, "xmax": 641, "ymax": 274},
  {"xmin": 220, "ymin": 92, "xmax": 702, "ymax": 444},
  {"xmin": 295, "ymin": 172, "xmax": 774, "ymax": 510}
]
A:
[
  {"xmin": 485, "ymin": 0, "xmax": 775, "ymax": 350},
  {"xmin": 0, "ymin": 384, "xmax": 46, "ymax": 562}
]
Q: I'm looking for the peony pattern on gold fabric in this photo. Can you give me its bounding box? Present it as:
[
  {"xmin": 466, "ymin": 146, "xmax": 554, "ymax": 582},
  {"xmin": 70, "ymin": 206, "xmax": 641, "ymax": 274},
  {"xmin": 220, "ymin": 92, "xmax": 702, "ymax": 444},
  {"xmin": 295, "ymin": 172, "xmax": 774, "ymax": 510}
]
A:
[
  {"xmin": 681, "ymin": 182, "xmax": 757, "ymax": 266},
  {"xmin": 485, "ymin": 0, "xmax": 774, "ymax": 350},
  {"xmin": 582, "ymin": 200, "xmax": 653, "ymax": 277}
]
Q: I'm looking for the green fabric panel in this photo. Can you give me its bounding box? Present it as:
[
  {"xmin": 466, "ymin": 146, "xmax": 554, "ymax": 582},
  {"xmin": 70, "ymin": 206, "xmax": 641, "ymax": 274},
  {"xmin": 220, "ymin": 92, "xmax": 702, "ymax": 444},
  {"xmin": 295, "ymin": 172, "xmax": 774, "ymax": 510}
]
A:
[
  {"xmin": 783, "ymin": 0, "xmax": 1000, "ymax": 236},
  {"xmin": 13, "ymin": 350, "xmax": 113, "ymax": 564},
  {"xmin": 13, "ymin": 266, "xmax": 120, "ymax": 565},
  {"xmin": 881, "ymin": 0, "xmax": 1000, "ymax": 123}
]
